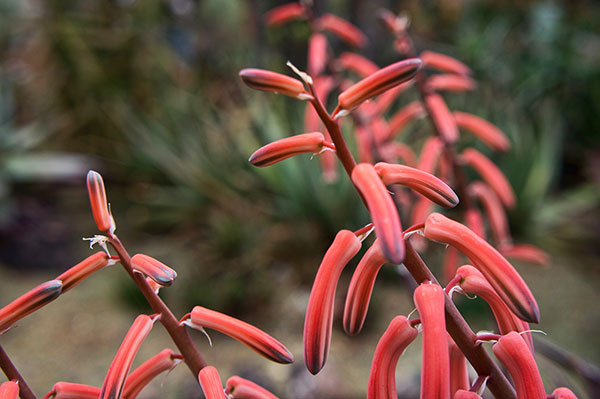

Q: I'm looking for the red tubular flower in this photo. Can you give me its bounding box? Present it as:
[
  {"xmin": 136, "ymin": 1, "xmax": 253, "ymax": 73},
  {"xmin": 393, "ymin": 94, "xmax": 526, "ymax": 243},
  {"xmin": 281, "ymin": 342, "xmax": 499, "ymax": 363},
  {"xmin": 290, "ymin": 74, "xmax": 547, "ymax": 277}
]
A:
[
  {"xmin": 465, "ymin": 208, "xmax": 486, "ymax": 239},
  {"xmin": 385, "ymin": 101, "xmax": 425, "ymax": 141},
  {"xmin": 263, "ymin": 3, "xmax": 307, "ymax": 26},
  {"xmin": 454, "ymin": 265, "xmax": 532, "ymax": 350},
  {"xmin": 468, "ymin": 182, "xmax": 510, "ymax": 244},
  {"xmin": 367, "ymin": 316, "xmax": 418, "ymax": 399},
  {"xmin": 130, "ymin": 254, "xmax": 177, "ymax": 287},
  {"xmin": 424, "ymin": 212, "xmax": 540, "ymax": 323},
  {"xmin": 0, "ymin": 280, "xmax": 62, "ymax": 333},
  {"xmin": 461, "ymin": 148, "xmax": 516, "ymax": 208},
  {"xmin": 379, "ymin": 142, "xmax": 417, "ymax": 167},
  {"xmin": 414, "ymin": 282, "xmax": 451, "ymax": 399},
  {"xmin": 418, "ymin": 137, "xmax": 444, "ymax": 174},
  {"xmin": 352, "ymin": 163, "xmax": 404, "ymax": 264},
  {"xmin": 492, "ymin": 332, "xmax": 545, "ymax": 398},
  {"xmin": 372, "ymin": 81, "xmax": 413, "ymax": 115},
  {"xmin": 425, "ymin": 74, "xmax": 476, "ymax": 92},
  {"xmin": 337, "ymin": 59, "xmax": 422, "ymax": 113},
  {"xmin": 249, "ymin": 132, "xmax": 335, "ymax": 167},
  {"xmin": 425, "ymin": 93, "xmax": 459, "ymax": 144},
  {"xmin": 343, "ymin": 239, "xmax": 388, "ymax": 335},
  {"xmin": 100, "ymin": 314, "xmax": 157, "ymax": 399},
  {"xmin": 239, "ymin": 69, "xmax": 310, "ymax": 100},
  {"xmin": 374, "ymin": 162, "xmax": 459, "ymax": 208},
  {"xmin": 356, "ymin": 125, "xmax": 374, "ymax": 164},
  {"xmin": 420, "ymin": 51, "xmax": 472, "ymax": 76},
  {"xmin": 316, "ymin": 14, "xmax": 367, "ymax": 48},
  {"xmin": 308, "ymin": 33, "xmax": 328, "ymax": 76},
  {"xmin": 499, "ymin": 244, "xmax": 550, "ymax": 267},
  {"xmin": 44, "ymin": 382, "xmax": 100, "ymax": 399},
  {"xmin": 304, "ymin": 230, "xmax": 361, "ymax": 374},
  {"xmin": 225, "ymin": 376, "xmax": 279, "ymax": 399},
  {"xmin": 336, "ymin": 52, "xmax": 379, "ymax": 77},
  {"xmin": 0, "ymin": 381, "xmax": 18, "ymax": 399},
  {"xmin": 122, "ymin": 349, "xmax": 183, "ymax": 398},
  {"xmin": 198, "ymin": 366, "xmax": 226, "ymax": 399},
  {"xmin": 453, "ymin": 111, "xmax": 510, "ymax": 152},
  {"xmin": 449, "ymin": 337, "xmax": 470, "ymax": 395},
  {"xmin": 453, "ymin": 390, "xmax": 482, "ymax": 399},
  {"xmin": 187, "ymin": 306, "xmax": 293, "ymax": 364},
  {"xmin": 86, "ymin": 170, "xmax": 113, "ymax": 232},
  {"xmin": 551, "ymin": 387, "xmax": 578, "ymax": 399},
  {"xmin": 55, "ymin": 252, "xmax": 109, "ymax": 293}
]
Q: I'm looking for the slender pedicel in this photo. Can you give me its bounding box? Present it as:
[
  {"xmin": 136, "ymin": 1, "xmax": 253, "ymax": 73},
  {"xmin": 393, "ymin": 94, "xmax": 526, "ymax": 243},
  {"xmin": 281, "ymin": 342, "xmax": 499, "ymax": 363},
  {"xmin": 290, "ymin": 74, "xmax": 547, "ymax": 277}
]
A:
[
  {"xmin": 425, "ymin": 93, "xmax": 459, "ymax": 144},
  {"xmin": 0, "ymin": 280, "xmax": 62, "ymax": 333},
  {"xmin": 425, "ymin": 74, "xmax": 476, "ymax": 93},
  {"xmin": 336, "ymin": 59, "xmax": 422, "ymax": 114},
  {"xmin": 122, "ymin": 349, "xmax": 183, "ymax": 398},
  {"xmin": 550, "ymin": 387, "xmax": 578, "ymax": 399},
  {"xmin": 367, "ymin": 316, "xmax": 418, "ymax": 399},
  {"xmin": 304, "ymin": 230, "xmax": 361, "ymax": 374},
  {"xmin": 263, "ymin": 2, "xmax": 307, "ymax": 26},
  {"xmin": 225, "ymin": 376, "xmax": 280, "ymax": 399},
  {"xmin": 0, "ymin": 381, "xmax": 18, "ymax": 399},
  {"xmin": 374, "ymin": 162, "xmax": 459, "ymax": 207},
  {"xmin": 56, "ymin": 252, "xmax": 111, "ymax": 293},
  {"xmin": 316, "ymin": 14, "xmax": 367, "ymax": 48},
  {"xmin": 414, "ymin": 282, "xmax": 451, "ymax": 399},
  {"xmin": 185, "ymin": 306, "xmax": 293, "ymax": 364},
  {"xmin": 239, "ymin": 69, "xmax": 311, "ymax": 100},
  {"xmin": 99, "ymin": 314, "xmax": 158, "ymax": 399},
  {"xmin": 308, "ymin": 33, "xmax": 328, "ymax": 76},
  {"xmin": 468, "ymin": 182, "xmax": 510, "ymax": 244},
  {"xmin": 198, "ymin": 366, "xmax": 226, "ymax": 399},
  {"xmin": 424, "ymin": 212, "xmax": 540, "ymax": 323},
  {"xmin": 449, "ymin": 337, "xmax": 470, "ymax": 395},
  {"xmin": 336, "ymin": 52, "xmax": 379, "ymax": 77},
  {"xmin": 44, "ymin": 382, "xmax": 100, "ymax": 399},
  {"xmin": 385, "ymin": 101, "xmax": 425, "ymax": 141},
  {"xmin": 86, "ymin": 170, "xmax": 114, "ymax": 233},
  {"xmin": 130, "ymin": 254, "xmax": 178, "ymax": 287},
  {"xmin": 248, "ymin": 132, "xmax": 335, "ymax": 167},
  {"xmin": 461, "ymin": 148, "xmax": 516, "ymax": 208},
  {"xmin": 492, "ymin": 332, "xmax": 546, "ymax": 399},
  {"xmin": 453, "ymin": 111, "xmax": 510, "ymax": 152},
  {"xmin": 352, "ymin": 163, "xmax": 405, "ymax": 264},
  {"xmin": 419, "ymin": 51, "xmax": 472, "ymax": 76}
]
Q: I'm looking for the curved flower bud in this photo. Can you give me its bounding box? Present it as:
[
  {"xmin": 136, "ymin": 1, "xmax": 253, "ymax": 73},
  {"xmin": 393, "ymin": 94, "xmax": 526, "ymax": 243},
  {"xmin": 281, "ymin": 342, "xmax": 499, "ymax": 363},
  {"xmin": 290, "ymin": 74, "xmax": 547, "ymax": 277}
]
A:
[
  {"xmin": 100, "ymin": 314, "xmax": 158, "ymax": 399},
  {"xmin": 122, "ymin": 349, "xmax": 183, "ymax": 398},
  {"xmin": 308, "ymin": 33, "xmax": 328, "ymax": 76},
  {"xmin": 0, "ymin": 280, "xmax": 62, "ymax": 333},
  {"xmin": 551, "ymin": 387, "xmax": 578, "ymax": 399},
  {"xmin": 130, "ymin": 254, "xmax": 177, "ymax": 287},
  {"xmin": 225, "ymin": 376, "xmax": 279, "ymax": 399},
  {"xmin": 239, "ymin": 69, "xmax": 310, "ymax": 100},
  {"xmin": 469, "ymin": 182, "xmax": 509, "ymax": 244},
  {"xmin": 304, "ymin": 230, "xmax": 361, "ymax": 374},
  {"xmin": 316, "ymin": 14, "xmax": 367, "ymax": 48},
  {"xmin": 425, "ymin": 93, "xmax": 459, "ymax": 144},
  {"xmin": 420, "ymin": 51, "xmax": 471, "ymax": 76},
  {"xmin": 198, "ymin": 366, "xmax": 226, "ymax": 399},
  {"xmin": 0, "ymin": 381, "xmax": 18, "ymax": 399},
  {"xmin": 424, "ymin": 213, "xmax": 539, "ymax": 323},
  {"xmin": 187, "ymin": 306, "xmax": 293, "ymax": 364},
  {"xmin": 449, "ymin": 337, "xmax": 470, "ymax": 395},
  {"xmin": 386, "ymin": 101, "xmax": 425, "ymax": 141},
  {"xmin": 367, "ymin": 316, "xmax": 418, "ymax": 399},
  {"xmin": 352, "ymin": 163, "xmax": 404, "ymax": 264},
  {"xmin": 374, "ymin": 162, "xmax": 459, "ymax": 208},
  {"xmin": 263, "ymin": 3, "xmax": 307, "ymax": 26},
  {"xmin": 461, "ymin": 148, "xmax": 516, "ymax": 208},
  {"xmin": 56, "ymin": 252, "xmax": 110, "ymax": 293},
  {"xmin": 425, "ymin": 74, "xmax": 476, "ymax": 92},
  {"xmin": 418, "ymin": 137, "xmax": 444, "ymax": 174},
  {"xmin": 492, "ymin": 332, "xmax": 545, "ymax": 399},
  {"xmin": 414, "ymin": 282, "xmax": 450, "ymax": 399},
  {"xmin": 337, "ymin": 59, "xmax": 422, "ymax": 113},
  {"xmin": 453, "ymin": 112, "xmax": 510, "ymax": 152},
  {"xmin": 499, "ymin": 244, "xmax": 550, "ymax": 267},
  {"xmin": 336, "ymin": 52, "xmax": 379, "ymax": 78},
  {"xmin": 86, "ymin": 170, "xmax": 113, "ymax": 233},
  {"xmin": 248, "ymin": 133, "xmax": 334, "ymax": 167},
  {"xmin": 343, "ymin": 239, "xmax": 388, "ymax": 335},
  {"xmin": 453, "ymin": 390, "xmax": 482, "ymax": 399},
  {"xmin": 465, "ymin": 208, "xmax": 486, "ymax": 239},
  {"xmin": 44, "ymin": 382, "xmax": 100, "ymax": 399}
]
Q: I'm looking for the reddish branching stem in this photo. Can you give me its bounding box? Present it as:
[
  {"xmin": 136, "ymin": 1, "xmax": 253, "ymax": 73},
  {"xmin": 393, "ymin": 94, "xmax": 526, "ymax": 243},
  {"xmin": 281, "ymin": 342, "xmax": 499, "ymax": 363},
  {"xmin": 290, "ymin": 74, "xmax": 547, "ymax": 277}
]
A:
[{"xmin": 0, "ymin": 344, "xmax": 37, "ymax": 399}]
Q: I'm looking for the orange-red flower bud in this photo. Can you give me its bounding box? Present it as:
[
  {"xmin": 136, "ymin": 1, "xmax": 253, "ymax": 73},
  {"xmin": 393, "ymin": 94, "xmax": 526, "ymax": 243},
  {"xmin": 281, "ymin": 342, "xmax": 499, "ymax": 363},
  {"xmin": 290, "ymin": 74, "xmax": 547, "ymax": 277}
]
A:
[
  {"xmin": 420, "ymin": 51, "xmax": 471, "ymax": 76},
  {"xmin": 130, "ymin": 254, "xmax": 177, "ymax": 287},
  {"xmin": 374, "ymin": 162, "xmax": 459, "ymax": 208},
  {"xmin": 425, "ymin": 93, "xmax": 459, "ymax": 144},
  {"xmin": 379, "ymin": 142, "xmax": 417, "ymax": 167},
  {"xmin": 499, "ymin": 244, "xmax": 550, "ymax": 267},
  {"xmin": 198, "ymin": 366, "xmax": 226, "ymax": 399},
  {"xmin": 308, "ymin": 33, "xmax": 328, "ymax": 76},
  {"xmin": 239, "ymin": 69, "xmax": 310, "ymax": 100},
  {"xmin": 386, "ymin": 101, "xmax": 425, "ymax": 141},
  {"xmin": 414, "ymin": 282, "xmax": 450, "ymax": 399},
  {"xmin": 424, "ymin": 213, "xmax": 539, "ymax": 323},
  {"xmin": 551, "ymin": 387, "xmax": 578, "ymax": 399},
  {"xmin": 0, "ymin": 381, "xmax": 18, "ymax": 399},
  {"xmin": 122, "ymin": 348, "xmax": 183, "ymax": 398},
  {"xmin": 418, "ymin": 137, "xmax": 444, "ymax": 174},
  {"xmin": 44, "ymin": 382, "xmax": 100, "ymax": 399},
  {"xmin": 352, "ymin": 163, "xmax": 405, "ymax": 264},
  {"xmin": 56, "ymin": 252, "xmax": 110, "ymax": 293},
  {"xmin": 0, "ymin": 280, "xmax": 62, "ymax": 333},
  {"xmin": 316, "ymin": 14, "xmax": 367, "ymax": 48},
  {"xmin": 100, "ymin": 314, "xmax": 157, "ymax": 399},
  {"xmin": 336, "ymin": 52, "xmax": 379, "ymax": 78},
  {"xmin": 469, "ymin": 182, "xmax": 510, "ymax": 244},
  {"xmin": 372, "ymin": 82, "xmax": 413, "ymax": 115},
  {"xmin": 188, "ymin": 306, "xmax": 293, "ymax": 364},
  {"xmin": 263, "ymin": 2, "xmax": 307, "ymax": 26},
  {"xmin": 304, "ymin": 230, "xmax": 361, "ymax": 374},
  {"xmin": 86, "ymin": 170, "xmax": 113, "ymax": 232},
  {"xmin": 337, "ymin": 59, "xmax": 421, "ymax": 113},
  {"xmin": 465, "ymin": 208, "xmax": 486, "ymax": 239},
  {"xmin": 248, "ymin": 132, "xmax": 335, "ymax": 167},
  {"xmin": 461, "ymin": 148, "xmax": 516, "ymax": 208},
  {"xmin": 225, "ymin": 376, "xmax": 279, "ymax": 399},
  {"xmin": 492, "ymin": 332, "xmax": 545, "ymax": 398},
  {"xmin": 426, "ymin": 74, "xmax": 476, "ymax": 92},
  {"xmin": 453, "ymin": 111, "xmax": 510, "ymax": 152},
  {"xmin": 449, "ymin": 337, "xmax": 470, "ymax": 395},
  {"xmin": 367, "ymin": 316, "xmax": 418, "ymax": 399}
]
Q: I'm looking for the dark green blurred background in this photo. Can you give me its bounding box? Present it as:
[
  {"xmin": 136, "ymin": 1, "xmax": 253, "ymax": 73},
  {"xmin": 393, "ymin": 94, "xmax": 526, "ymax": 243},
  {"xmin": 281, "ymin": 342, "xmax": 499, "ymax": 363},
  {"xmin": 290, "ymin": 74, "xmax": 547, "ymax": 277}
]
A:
[{"xmin": 0, "ymin": 0, "xmax": 598, "ymax": 398}]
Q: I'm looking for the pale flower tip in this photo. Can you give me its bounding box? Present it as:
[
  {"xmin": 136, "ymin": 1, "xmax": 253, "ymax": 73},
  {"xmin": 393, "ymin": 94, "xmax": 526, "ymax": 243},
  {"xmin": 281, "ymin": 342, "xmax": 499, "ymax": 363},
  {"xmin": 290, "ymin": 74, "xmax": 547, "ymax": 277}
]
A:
[{"xmin": 286, "ymin": 60, "xmax": 313, "ymax": 85}]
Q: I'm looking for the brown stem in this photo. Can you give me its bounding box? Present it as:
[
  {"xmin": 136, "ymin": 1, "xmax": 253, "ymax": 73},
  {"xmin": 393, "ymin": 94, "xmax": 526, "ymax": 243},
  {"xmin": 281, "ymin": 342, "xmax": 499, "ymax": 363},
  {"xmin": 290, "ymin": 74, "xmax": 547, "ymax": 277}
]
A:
[
  {"xmin": 0, "ymin": 344, "xmax": 37, "ymax": 399},
  {"xmin": 108, "ymin": 234, "xmax": 207, "ymax": 377}
]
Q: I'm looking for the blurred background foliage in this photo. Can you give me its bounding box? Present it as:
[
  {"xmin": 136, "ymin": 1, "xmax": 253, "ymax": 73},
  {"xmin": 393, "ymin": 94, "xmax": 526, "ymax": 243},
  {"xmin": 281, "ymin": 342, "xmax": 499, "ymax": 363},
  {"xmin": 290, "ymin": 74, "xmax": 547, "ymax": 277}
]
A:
[{"xmin": 0, "ymin": 0, "xmax": 599, "ymax": 397}]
